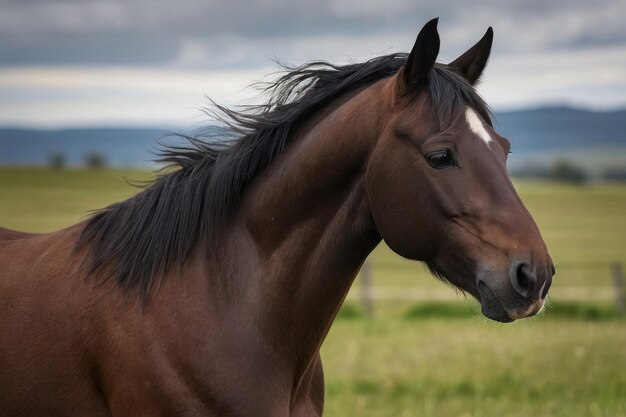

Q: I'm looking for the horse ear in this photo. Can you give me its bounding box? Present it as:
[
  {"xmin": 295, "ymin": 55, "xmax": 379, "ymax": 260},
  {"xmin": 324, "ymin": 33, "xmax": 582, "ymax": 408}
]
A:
[
  {"xmin": 449, "ymin": 27, "xmax": 493, "ymax": 85},
  {"xmin": 403, "ymin": 18, "xmax": 440, "ymax": 92}
]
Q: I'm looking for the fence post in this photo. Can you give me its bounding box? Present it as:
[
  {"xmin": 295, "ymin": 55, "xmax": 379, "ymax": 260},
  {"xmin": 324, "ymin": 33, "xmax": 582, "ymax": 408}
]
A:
[
  {"xmin": 610, "ymin": 262, "xmax": 625, "ymax": 313},
  {"xmin": 360, "ymin": 260, "xmax": 374, "ymax": 317}
]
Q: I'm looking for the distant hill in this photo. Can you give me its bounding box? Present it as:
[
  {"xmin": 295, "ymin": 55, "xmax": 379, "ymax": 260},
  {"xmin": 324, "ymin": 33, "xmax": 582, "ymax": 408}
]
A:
[
  {"xmin": 0, "ymin": 128, "xmax": 171, "ymax": 167},
  {"xmin": 494, "ymin": 107, "xmax": 626, "ymax": 174},
  {"xmin": 1, "ymin": 107, "xmax": 625, "ymax": 172},
  {"xmin": 495, "ymin": 106, "xmax": 626, "ymax": 152}
]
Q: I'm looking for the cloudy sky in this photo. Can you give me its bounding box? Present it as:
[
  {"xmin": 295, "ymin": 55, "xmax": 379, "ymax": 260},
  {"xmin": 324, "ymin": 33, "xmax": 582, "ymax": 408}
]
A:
[{"xmin": 1, "ymin": 0, "xmax": 625, "ymax": 128}]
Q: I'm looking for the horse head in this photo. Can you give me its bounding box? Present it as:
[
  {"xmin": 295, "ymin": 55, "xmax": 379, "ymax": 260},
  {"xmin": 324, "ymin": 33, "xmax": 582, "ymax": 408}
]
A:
[{"xmin": 366, "ymin": 19, "xmax": 554, "ymax": 322}]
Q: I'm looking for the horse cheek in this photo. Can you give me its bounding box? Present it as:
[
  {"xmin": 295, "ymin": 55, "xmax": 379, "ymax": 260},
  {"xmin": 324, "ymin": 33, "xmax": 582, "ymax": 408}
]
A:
[{"xmin": 366, "ymin": 147, "xmax": 434, "ymax": 261}]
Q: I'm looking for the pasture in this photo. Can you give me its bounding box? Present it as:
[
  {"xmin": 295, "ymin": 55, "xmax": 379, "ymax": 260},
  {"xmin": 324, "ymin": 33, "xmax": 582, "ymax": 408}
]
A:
[{"xmin": 0, "ymin": 167, "xmax": 625, "ymax": 416}]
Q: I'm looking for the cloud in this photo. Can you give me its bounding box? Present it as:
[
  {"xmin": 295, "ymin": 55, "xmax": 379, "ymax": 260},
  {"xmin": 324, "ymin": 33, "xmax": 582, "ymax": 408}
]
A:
[
  {"xmin": 482, "ymin": 44, "xmax": 626, "ymax": 110},
  {"xmin": 1, "ymin": 0, "xmax": 626, "ymax": 68},
  {"xmin": 0, "ymin": 65, "xmax": 271, "ymax": 127},
  {"xmin": 1, "ymin": 0, "xmax": 625, "ymax": 126},
  {"xmin": 1, "ymin": 41, "xmax": 625, "ymax": 128}
]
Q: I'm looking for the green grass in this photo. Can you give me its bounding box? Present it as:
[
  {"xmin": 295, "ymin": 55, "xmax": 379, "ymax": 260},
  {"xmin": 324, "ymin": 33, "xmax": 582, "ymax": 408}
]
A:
[
  {"xmin": 337, "ymin": 300, "xmax": 625, "ymax": 321},
  {"xmin": 1, "ymin": 168, "xmax": 625, "ymax": 416},
  {"xmin": 516, "ymin": 181, "xmax": 626, "ymax": 266},
  {"xmin": 0, "ymin": 167, "xmax": 153, "ymax": 232},
  {"xmin": 322, "ymin": 314, "xmax": 626, "ymax": 417}
]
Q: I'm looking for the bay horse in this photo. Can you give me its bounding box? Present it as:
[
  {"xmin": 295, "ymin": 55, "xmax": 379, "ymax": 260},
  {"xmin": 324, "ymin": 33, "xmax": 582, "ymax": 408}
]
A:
[{"xmin": 0, "ymin": 19, "xmax": 553, "ymax": 416}]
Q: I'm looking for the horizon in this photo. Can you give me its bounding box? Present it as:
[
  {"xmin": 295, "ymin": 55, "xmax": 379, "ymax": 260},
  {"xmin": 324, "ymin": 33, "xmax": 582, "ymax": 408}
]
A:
[{"xmin": 3, "ymin": 106, "xmax": 626, "ymax": 175}]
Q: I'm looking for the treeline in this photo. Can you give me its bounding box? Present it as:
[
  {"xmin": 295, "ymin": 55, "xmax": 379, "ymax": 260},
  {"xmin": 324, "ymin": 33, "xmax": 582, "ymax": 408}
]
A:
[
  {"xmin": 48, "ymin": 152, "xmax": 107, "ymax": 170},
  {"xmin": 510, "ymin": 158, "xmax": 626, "ymax": 184},
  {"xmin": 45, "ymin": 152, "xmax": 626, "ymax": 185}
]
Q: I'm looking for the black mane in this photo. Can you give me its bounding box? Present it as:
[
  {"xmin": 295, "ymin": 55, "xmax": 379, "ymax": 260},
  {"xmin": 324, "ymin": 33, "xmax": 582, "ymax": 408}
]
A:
[{"xmin": 76, "ymin": 53, "xmax": 490, "ymax": 301}]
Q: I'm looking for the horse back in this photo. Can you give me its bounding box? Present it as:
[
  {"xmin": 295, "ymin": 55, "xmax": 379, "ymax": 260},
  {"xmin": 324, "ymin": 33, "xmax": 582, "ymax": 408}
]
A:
[{"xmin": 0, "ymin": 226, "xmax": 39, "ymax": 241}]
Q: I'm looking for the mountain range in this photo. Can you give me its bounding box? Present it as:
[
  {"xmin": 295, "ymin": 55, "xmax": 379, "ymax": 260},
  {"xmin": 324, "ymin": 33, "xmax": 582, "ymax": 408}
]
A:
[{"xmin": 1, "ymin": 106, "xmax": 625, "ymax": 174}]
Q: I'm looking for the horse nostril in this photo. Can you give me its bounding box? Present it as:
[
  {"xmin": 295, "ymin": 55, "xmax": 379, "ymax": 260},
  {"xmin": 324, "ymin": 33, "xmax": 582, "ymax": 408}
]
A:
[{"xmin": 511, "ymin": 262, "xmax": 537, "ymax": 298}]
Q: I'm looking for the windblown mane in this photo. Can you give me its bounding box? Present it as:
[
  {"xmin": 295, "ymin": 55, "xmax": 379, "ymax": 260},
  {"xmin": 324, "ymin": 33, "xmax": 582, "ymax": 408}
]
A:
[{"xmin": 76, "ymin": 53, "xmax": 490, "ymax": 301}]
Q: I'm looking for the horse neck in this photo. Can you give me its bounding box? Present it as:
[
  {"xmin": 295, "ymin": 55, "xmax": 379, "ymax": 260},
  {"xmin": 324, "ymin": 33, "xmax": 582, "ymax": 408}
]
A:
[{"xmin": 236, "ymin": 77, "xmax": 395, "ymax": 373}]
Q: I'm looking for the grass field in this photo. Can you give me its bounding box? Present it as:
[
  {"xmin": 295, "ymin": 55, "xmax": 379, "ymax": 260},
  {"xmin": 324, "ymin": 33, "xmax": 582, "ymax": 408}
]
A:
[{"xmin": 1, "ymin": 167, "xmax": 625, "ymax": 416}]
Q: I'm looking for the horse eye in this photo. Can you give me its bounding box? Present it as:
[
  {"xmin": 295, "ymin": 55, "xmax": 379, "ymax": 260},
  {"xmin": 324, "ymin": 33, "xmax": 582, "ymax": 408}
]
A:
[{"xmin": 426, "ymin": 150, "xmax": 455, "ymax": 168}]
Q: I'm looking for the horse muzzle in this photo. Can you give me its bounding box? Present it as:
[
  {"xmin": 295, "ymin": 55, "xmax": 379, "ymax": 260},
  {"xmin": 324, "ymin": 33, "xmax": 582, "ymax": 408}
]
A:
[{"xmin": 476, "ymin": 260, "xmax": 554, "ymax": 322}]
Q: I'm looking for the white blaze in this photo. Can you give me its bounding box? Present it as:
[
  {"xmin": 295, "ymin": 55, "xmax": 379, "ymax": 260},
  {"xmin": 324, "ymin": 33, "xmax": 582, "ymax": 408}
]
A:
[{"xmin": 465, "ymin": 107, "xmax": 492, "ymax": 144}]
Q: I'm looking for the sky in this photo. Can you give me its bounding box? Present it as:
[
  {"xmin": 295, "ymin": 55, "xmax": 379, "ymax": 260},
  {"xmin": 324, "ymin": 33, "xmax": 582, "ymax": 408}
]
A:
[{"xmin": 1, "ymin": 0, "xmax": 625, "ymax": 128}]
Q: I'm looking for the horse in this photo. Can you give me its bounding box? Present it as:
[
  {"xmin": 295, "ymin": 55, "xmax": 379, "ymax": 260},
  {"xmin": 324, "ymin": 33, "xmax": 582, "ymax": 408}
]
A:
[{"xmin": 0, "ymin": 18, "xmax": 554, "ymax": 416}]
